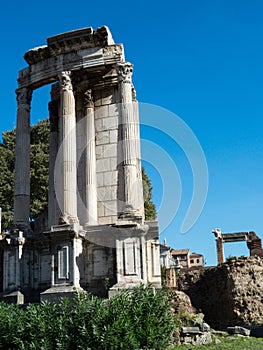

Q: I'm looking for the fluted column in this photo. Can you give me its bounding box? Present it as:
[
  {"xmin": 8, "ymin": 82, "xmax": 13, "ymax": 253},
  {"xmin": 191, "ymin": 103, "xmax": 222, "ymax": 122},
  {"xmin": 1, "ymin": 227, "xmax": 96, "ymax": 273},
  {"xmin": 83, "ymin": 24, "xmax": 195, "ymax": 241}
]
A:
[
  {"xmin": 14, "ymin": 87, "xmax": 32, "ymax": 228},
  {"xmin": 118, "ymin": 63, "xmax": 143, "ymax": 220},
  {"xmin": 83, "ymin": 89, "xmax": 98, "ymax": 225},
  {"xmin": 58, "ymin": 71, "xmax": 78, "ymax": 224}
]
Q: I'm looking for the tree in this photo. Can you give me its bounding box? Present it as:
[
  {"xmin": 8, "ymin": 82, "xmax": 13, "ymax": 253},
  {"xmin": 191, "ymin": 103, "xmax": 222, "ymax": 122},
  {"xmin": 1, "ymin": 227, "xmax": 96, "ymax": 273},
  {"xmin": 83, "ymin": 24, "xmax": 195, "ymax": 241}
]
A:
[
  {"xmin": 0, "ymin": 119, "xmax": 50, "ymax": 230},
  {"xmin": 0, "ymin": 119, "xmax": 156, "ymax": 229},
  {"xmin": 142, "ymin": 167, "xmax": 156, "ymax": 220},
  {"xmin": 0, "ymin": 129, "xmax": 15, "ymax": 229}
]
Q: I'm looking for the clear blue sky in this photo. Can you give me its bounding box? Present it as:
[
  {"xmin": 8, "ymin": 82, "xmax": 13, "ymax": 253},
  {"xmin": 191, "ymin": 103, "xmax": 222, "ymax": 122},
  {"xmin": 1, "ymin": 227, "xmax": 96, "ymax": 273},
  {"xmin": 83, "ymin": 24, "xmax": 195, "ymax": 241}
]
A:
[{"xmin": 1, "ymin": 1, "xmax": 263, "ymax": 265}]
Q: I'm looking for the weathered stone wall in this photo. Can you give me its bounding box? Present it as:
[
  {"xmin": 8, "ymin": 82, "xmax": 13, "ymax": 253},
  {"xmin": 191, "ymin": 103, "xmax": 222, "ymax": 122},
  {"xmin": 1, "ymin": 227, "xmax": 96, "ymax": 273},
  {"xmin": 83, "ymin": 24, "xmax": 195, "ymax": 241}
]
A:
[{"xmin": 178, "ymin": 256, "xmax": 263, "ymax": 329}]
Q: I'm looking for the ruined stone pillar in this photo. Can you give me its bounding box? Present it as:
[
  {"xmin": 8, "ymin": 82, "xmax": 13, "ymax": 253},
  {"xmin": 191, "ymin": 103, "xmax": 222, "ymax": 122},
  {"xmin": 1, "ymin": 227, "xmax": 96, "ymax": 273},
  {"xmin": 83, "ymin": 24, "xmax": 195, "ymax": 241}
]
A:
[
  {"xmin": 118, "ymin": 63, "xmax": 143, "ymax": 220},
  {"xmin": 216, "ymin": 237, "xmax": 224, "ymax": 264},
  {"xmin": 58, "ymin": 71, "xmax": 78, "ymax": 224},
  {"xmin": 14, "ymin": 87, "xmax": 32, "ymax": 228},
  {"xmin": 83, "ymin": 89, "xmax": 98, "ymax": 225},
  {"xmin": 48, "ymin": 84, "xmax": 60, "ymax": 227}
]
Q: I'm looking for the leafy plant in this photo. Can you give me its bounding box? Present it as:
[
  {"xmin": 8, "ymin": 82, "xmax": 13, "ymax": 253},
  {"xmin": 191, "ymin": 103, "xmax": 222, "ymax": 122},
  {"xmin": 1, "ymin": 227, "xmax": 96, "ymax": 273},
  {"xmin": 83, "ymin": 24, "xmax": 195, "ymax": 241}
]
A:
[{"xmin": 0, "ymin": 285, "xmax": 176, "ymax": 350}]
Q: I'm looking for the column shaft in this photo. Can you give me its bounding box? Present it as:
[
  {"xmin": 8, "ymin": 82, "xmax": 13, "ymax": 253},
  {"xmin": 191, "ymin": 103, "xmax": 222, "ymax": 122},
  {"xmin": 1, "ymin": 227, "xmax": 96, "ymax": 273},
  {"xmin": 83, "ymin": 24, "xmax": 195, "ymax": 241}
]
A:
[
  {"xmin": 58, "ymin": 71, "xmax": 78, "ymax": 223},
  {"xmin": 118, "ymin": 63, "xmax": 143, "ymax": 219},
  {"xmin": 14, "ymin": 87, "xmax": 32, "ymax": 228},
  {"xmin": 83, "ymin": 89, "xmax": 98, "ymax": 225},
  {"xmin": 48, "ymin": 84, "xmax": 60, "ymax": 227},
  {"xmin": 216, "ymin": 237, "xmax": 224, "ymax": 264}
]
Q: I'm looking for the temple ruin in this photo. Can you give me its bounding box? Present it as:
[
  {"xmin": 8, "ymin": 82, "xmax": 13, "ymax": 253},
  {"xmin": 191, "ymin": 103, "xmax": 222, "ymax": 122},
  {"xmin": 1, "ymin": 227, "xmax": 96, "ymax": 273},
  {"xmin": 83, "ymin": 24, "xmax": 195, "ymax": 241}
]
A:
[
  {"xmin": 0, "ymin": 26, "xmax": 161, "ymax": 303},
  {"xmin": 212, "ymin": 228, "xmax": 263, "ymax": 264}
]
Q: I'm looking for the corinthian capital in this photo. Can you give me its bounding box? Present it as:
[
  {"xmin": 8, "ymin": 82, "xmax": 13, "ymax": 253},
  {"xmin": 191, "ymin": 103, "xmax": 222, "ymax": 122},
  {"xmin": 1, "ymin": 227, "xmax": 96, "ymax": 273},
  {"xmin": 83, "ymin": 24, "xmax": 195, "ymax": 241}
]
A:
[
  {"xmin": 83, "ymin": 89, "xmax": 94, "ymax": 108},
  {"xmin": 16, "ymin": 87, "xmax": 32, "ymax": 105},
  {"xmin": 58, "ymin": 71, "xmax": 73, "ymax": 92},
  {"xmin": 117, "ymin": 62, "xmax": 133, "ymax": 84}
]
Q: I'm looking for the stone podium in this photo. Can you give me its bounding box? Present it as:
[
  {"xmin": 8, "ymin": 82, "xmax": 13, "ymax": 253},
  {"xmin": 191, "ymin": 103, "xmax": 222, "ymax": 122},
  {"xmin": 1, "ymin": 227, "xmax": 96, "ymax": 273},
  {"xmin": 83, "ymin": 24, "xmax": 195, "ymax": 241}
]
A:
[{"xmin": 0, "ymin": 26, "xmax": 161, "ymax": 303}]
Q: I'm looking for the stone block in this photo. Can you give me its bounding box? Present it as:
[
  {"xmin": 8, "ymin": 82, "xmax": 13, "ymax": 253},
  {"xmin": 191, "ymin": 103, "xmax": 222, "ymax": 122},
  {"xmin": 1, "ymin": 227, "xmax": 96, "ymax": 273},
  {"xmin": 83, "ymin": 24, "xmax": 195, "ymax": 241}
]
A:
[
  {"xmin": 95, "ymin": 145, "xmax": 104, "ymax": 159},
  {"xmin": 1, "ymin": 291, "xmax": 24, "ymax": 305},
  {"xmin": 96, "ymin": 158, "xmax": 111, "ymax": 173},
  {"xmin": 95, "ymin": 118, "xmax": 103, "ymax": 132},
  {"xmin": 108, "ymin": 103, "xmax": 119, "ymax": 117},
  {"xmin": 102, "ymin": 144, "xmax": 117, "ymax": 158},
  {"xmin": 40, "ymin": 286, "xmax": 84, "ymax": 304},
  {"xmin": 104, "ymin": 200, "xmax": 118, "ymax": 216},
  {"xmin": 227, "ymin": 326, "xmax": 250, "ymax": 336},
  {"xmin": 96, "ymin": 172, "xmax": 104, "ymax": 187},
  {"xmin": 102, "ymin": 116, "xmax": 119, "ymax": 130},
  {"xmin": 110, "ymin": 157, "xmax": 118, "ymax": 171},
  {"xmin": 98, "ymin": 216, "xmax": 117, "ymax": 225},
  {"xmin": 182, "ymin": 327, "xmax": 201, "ymax": 334},
  {"xmin": 109, "ymin": 130, "xmax": 118, "ymax": 143},
  {"xmin": 95, "ymin": 105, "xmax": 108, "ymax": 119},
  {"xmin": 96, "ymin": 131, "xmax": 110, "ymax": 145},
  {"xmin": 97, "ymin": 202, "xmax": 105, "ymax": 217},
  {"xmin": 104, "ymin": 171, "xmax": 118, "ymax": 186},
  {"xmin": 97, "ymin": 186, "xmax": 114, "ymax": 202}
]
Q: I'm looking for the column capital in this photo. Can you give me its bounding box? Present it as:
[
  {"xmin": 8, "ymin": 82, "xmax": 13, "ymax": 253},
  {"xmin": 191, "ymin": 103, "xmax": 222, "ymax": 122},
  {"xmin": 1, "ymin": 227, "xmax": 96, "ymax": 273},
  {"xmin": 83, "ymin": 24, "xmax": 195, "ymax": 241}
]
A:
[
  {"xmin": 16, "ymin": 87, "xmax": 32, "ymax": 106},
  {"xmin": 58, "ymin": 71, "xmax": 73, "ymax": 92},
  {"xmin": 117, "ymin": 62, "xmax": 133, "ymax": 84},
  {"xmin": 83, "ymin": 89, "xmax": 94, "ymax": 108}
]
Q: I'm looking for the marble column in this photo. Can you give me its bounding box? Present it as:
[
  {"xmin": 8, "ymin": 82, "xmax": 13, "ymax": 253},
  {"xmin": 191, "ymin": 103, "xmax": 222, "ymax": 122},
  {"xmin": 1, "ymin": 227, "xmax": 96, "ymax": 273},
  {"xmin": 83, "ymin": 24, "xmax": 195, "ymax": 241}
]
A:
[
  {"xmin": 83, "ymin": 89, "xmax": 98, "ymax": 225},
  {"xmin": 48, "ymin": 84, "xmax": 60, "ymax": 228},
  {"xmin": 57, "ymin": 71, "xmax": 78, "ymax": 224},
  {"xmin": 14, "ymin": 87, "xmax": 32, "ymax": 228},
  {"xmin": 118, "ymin": 63, "xmax": 143, "ymax": 220}
]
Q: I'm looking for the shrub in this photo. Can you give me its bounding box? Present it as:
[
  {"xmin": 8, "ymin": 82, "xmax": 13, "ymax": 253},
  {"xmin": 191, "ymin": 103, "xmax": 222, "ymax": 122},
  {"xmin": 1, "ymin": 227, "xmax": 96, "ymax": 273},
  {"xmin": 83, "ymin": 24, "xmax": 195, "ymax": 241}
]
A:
[{"xmin": 0, "ymin": 285, "xmax": 176, "ymax": 350}]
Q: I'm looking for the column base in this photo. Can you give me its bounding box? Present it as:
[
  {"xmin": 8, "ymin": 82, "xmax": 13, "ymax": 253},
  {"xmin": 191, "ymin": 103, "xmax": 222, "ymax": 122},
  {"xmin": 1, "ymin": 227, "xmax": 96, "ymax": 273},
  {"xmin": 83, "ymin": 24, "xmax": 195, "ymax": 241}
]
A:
[
  {"xmin": 119, "ymin": 205, "xmax": 143, "ymax": 223},
  {"xmin": 40, "ymin": 285, "xmax": 84, "ymax": 304},
  {"xmin": 0, "ymin": 290, "xmax": 24, "ymax": 304},
  {"xmin": 108, "ymin": 279, "xmax": 145, "ymax": 298}
]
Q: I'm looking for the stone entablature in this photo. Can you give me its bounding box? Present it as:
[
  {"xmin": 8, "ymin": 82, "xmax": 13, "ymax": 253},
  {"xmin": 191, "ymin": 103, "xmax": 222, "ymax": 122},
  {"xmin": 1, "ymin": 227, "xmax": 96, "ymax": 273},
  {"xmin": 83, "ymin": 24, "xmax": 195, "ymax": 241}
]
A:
[{"xmin": 19, "ymin": 26, "xmax": 123, "ymax": 90}]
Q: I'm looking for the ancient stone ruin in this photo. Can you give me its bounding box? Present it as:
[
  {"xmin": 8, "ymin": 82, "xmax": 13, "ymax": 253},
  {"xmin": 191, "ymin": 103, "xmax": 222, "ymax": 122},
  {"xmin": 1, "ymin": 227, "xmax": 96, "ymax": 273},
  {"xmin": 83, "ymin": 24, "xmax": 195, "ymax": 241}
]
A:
[
  {"xmin": 0, "ymin": 26, "xmax": 161, "ymax": 303},
  {"xmin": 178, "ymin": 256, "xmax": 263, "ymax": 329},
  {"xmin": 212, "ymin": 228, "xmax": 263, "ymax": 264}
]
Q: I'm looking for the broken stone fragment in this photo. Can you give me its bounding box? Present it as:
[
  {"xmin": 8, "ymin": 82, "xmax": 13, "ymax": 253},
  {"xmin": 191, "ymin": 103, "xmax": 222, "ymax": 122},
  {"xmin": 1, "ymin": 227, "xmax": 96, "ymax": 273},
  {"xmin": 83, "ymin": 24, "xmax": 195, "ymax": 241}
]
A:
[{"xmin": 227, "ymin": 326, "xmax": 250, "ymax": 336}]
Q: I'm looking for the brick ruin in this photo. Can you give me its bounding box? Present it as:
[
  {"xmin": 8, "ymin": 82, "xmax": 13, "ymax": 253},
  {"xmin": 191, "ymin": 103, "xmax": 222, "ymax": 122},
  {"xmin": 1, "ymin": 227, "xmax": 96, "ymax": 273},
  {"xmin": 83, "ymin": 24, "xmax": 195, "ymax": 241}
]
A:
[{"xmin": 177, "ymin": 256, "xmax": 263, "ymax": 329}]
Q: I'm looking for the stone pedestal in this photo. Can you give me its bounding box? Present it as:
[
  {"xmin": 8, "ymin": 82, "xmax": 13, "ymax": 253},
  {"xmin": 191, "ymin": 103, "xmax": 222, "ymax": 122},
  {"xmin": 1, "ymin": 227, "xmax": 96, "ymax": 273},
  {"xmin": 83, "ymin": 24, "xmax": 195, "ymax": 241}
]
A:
[
  {"xmin": 1, "ymin": 291, "xmax": 24, "ymax": 304},
  {"xmin": 40, "ymin": 225, "xmax": 84, "ymax": 303},
  {"xmin": 1, "ymin": 231, "xmax": 25, "ymax": 304}
]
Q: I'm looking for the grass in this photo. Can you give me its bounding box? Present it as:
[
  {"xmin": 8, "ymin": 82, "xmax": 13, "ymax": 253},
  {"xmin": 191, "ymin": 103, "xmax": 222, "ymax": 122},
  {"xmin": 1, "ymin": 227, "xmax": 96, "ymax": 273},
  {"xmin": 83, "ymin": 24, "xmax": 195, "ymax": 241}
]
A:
[{"xmin": 171, "ymin": 335, "xmax": 263, "ymax": 350}]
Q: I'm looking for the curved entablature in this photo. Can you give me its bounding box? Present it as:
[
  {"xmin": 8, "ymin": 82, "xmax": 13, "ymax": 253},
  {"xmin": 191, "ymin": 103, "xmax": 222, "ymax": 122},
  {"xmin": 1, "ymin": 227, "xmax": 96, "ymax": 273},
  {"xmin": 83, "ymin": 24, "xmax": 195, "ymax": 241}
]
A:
[{"xmin": 18, "ymin": 26, "xmax": 124, "ymax": 90}]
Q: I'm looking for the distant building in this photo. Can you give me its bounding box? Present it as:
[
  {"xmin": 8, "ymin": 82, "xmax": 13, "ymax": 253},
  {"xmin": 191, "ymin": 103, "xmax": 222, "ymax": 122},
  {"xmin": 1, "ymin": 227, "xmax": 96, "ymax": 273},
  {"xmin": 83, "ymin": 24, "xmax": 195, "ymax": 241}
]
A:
[
  {"xmin": 189, "ymin": 252, "xmax": 204, "ymax": 267},
  {"xmin": 160, "ymin": 242, "xmax": 177, "ymax": 268},
  {"xmin": 171, "ymin": 249, "xmax": 190, "ymax": 268},
  {"xmin": 171, "ymin": 249, "xmax": 204, "ymax": 269}
]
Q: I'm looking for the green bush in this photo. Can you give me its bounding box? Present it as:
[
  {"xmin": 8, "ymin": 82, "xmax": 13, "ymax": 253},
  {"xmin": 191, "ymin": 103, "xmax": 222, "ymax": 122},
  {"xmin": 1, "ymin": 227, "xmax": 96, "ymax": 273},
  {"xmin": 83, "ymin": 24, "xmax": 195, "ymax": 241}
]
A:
[{"xmin": 0, "ymin": 285, "xmax": 176, "ymax": 350}]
